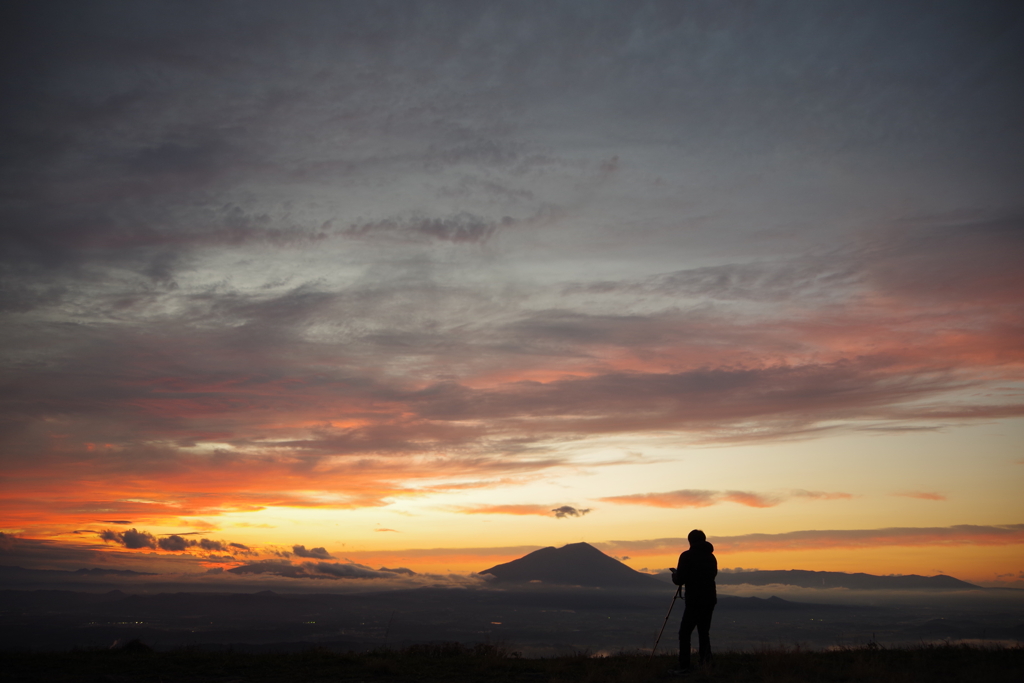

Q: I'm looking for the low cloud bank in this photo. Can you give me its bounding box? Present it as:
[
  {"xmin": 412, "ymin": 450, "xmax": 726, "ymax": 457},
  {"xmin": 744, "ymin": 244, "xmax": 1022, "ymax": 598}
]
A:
[
  {"xmin": 292, "ymin": 545, "xmax": 334, "ymax": 559},
  {"xmin": 227, "ymin": 559, "xmax": 415, "ymax": 580},
  {"xmin": 598, "ymin": 524, "xmax": 1024, "ymax": 556}
]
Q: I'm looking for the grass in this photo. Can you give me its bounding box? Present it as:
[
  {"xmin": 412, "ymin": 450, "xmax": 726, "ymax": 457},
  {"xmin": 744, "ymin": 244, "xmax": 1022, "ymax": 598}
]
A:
[{"xmin": 1, "ymin": 641, "xmax": 1021, "ymax": 682}]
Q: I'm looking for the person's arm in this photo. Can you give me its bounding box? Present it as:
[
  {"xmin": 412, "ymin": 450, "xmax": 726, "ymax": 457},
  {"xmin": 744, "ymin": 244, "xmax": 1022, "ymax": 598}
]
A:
[
  {"xmin": 671, "ymin": 552, "xmax": 686, "ymax": 585},
  {"xmin": 710, "ymin": 553, "xmax": 718, "ymax": 580}
]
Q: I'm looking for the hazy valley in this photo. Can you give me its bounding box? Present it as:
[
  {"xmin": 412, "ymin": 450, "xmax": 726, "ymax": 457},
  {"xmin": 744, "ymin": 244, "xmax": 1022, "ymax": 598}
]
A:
[{"xmin": 3, "ymin": 544, "xmax": 1021, "ymax": 656}]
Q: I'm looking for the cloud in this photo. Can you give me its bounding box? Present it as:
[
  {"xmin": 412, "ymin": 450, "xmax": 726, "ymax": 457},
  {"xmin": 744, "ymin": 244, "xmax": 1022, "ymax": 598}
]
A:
[
  {"xmin": 227, "ymin": 559, "xmax": 415, "ymax": 580},
  {"xmin": 292, "ymin": 545, "xmax": 334, "ymax": 560},
  {"xmin": 99, "ymin": 528, "xmax": 254, "ymax": 556},
  {"xmin": 0, "ymin": 532, "xmax": 17, "ymax": 552},
  {"xmin": 791, "ymin": 490, "xmax": 854, "ymax": 501},
  {"xmin": 345, "ymin": 213, "xmax": 511, "ymax": 244},
  {"xmin": 1, "ymin": 273, "xmax": 1015, "ymax": 535},
  {"xmin": 374, "ymin": 528, "xmax": 400, "ymax": 532},
  {"xmin": 198, "ymin": 538, "xmax": 232, "ymax": 553},
  {"xmin": 313, "ymin": 561, "xmax": 400, "ymax": 579},
  {"xmin": 157, "ymin": 535, "xmax": 190, "ymax": 552},
  {"xmin": 100, "ymin": 528, "xmax": 157, "ymax": 550},
  {"xmin": 378, "ymin": 566, "xmax": 416, "ymax": 575},
  {"xmin": 597, "ymin": 524, "xmax": 1024, "ymax": 556},
  {"xmin": 325, "ymin": 545, "xmax": 545, "ymax": 567},
  {"xmin": 895, "ymin": 492, "xmax": 946, "ymax": 501},
  {"xmin": 600, "ymin": 489, "xmax": 849, "ymax": 509},
  {"xmin": 551, "ymin": 505, "xmax": 591, "ymax": 518},
  {"xmin": 453, "ymin": 504, "xmax": 591, "ymax": 518},
  {"xmin": 225, "ymin": 560, "xmax": 307, "ymax": 579},
  {"xmin": 720, "ymin": 491, "xmax": 783, "ymax": 508},
  {"xmin": 599, "ymin": 490, "xmax": 719, "ymax": 508}
]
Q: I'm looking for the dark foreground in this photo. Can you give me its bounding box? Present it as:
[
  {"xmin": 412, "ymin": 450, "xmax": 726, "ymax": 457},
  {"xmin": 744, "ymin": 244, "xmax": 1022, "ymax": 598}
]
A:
[{"xmin": 3, "ymin": 642, "xmax": 1022, "ymax": 683}]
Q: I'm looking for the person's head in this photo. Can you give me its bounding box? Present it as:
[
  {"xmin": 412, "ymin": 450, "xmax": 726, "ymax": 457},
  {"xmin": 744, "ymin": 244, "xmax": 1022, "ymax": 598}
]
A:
[{"xmin": 687, "ymin": 529, "xmax": 706, "ymax": 547}]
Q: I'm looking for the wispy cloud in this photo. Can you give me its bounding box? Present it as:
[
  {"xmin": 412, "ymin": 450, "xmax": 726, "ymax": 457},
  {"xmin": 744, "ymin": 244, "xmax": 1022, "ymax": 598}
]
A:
[
  {"xmin": 453, "ymin": 504, "xmax": 591, "ymax": 518},
  {"xmin": 344, "ymin": 213, "xmax": 511, "ymax": 244},
  {"xmin": 600, "ymin": 489, "xmax": 850, "ymax": 509},
  {"xmin": 599, "ymin": 490, "xmax": 718, "ymax": 508},
  {"xmin": 791, "ymin": 490, "xmax": 854, "ymax": 501},
  {"xmin": 598, "ymin": 524, "xmax": 1024, "ymax": 556},
  {"xmin": 894, "ymin": 492, "xmax": 947, "ymax": 501}
]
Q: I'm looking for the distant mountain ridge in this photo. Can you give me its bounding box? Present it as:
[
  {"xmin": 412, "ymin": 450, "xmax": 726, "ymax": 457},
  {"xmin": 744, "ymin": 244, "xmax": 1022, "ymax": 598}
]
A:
[
  {"xmin": 477, "ymin": 546, "xmax": 983, "ymax": 591},
  {"xmin": 0, "ymin": 565, "xmax": 155, "ymax": 577},
  {"xmin": 717, "ymin": 569, "xmax": 979, "ymax": 590},
  {"xmin": 480, "ymin": 542, "xmax": 663, "ymax": 588}
]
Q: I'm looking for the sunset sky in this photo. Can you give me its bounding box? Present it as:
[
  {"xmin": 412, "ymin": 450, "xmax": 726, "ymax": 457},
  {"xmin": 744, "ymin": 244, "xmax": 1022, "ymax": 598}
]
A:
[{"xmin": 1, "ymin": 1, "xmax": 1022, "ymax": 588}]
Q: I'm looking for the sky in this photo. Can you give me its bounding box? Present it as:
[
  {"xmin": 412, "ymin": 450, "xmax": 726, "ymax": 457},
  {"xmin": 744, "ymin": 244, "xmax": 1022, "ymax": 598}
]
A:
[{"xmin": 1, "ymin": 0, "xmax": 1022, "ymax": 588}]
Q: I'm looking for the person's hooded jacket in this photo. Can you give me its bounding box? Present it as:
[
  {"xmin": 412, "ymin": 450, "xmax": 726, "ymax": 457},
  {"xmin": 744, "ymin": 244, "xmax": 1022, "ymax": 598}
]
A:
[{"xmin": 672, "ymin": 540, "xmax": 717, "ymax": 606}]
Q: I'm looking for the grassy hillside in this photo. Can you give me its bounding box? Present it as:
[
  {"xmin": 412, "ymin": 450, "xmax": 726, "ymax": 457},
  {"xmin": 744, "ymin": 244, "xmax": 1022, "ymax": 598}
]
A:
[{"xmin": 2, "ymin": 641, "xmax": 1021, "ymax": 682}]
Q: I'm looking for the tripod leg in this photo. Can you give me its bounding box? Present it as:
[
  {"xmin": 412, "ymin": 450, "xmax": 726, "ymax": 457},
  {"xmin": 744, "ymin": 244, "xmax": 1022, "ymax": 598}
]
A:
[{"xmin": 648, "ymin": 586, "xmax": 681, "ymax": 664}]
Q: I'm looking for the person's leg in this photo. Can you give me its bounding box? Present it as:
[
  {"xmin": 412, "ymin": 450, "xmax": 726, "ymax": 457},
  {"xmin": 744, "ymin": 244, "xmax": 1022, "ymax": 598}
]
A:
[
  {"xmin": 678, "ymin": 606, "xmax": 697, "ymax": 669},
  {"xmin": 696, "ymin": 605, "xmax": 714, "ymax": 665}
]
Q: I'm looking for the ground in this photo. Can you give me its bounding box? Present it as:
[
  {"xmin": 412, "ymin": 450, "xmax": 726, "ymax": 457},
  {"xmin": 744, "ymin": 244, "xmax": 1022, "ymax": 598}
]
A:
[{"xmin": 2, "ymin": 642, "xmax": 1022, "ymax": 682}]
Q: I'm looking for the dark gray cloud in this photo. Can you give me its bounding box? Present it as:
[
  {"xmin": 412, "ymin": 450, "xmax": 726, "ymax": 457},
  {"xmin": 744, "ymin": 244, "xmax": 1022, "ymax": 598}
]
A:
[
  {"xmin": 378, "ymin": 566, "xmax": 416, "ymax": 575},
  {"xmin": 226, "ymin": 560, "xmax": 306, "ymax": 578},
  {"xmin": 0, "ymin": 534, "xmax": 205, "ymax": 574},
  {"xmin": 3, "ymin": 0, "xmax": 1018, "ymax": 283},
  {"xmin": 198, "ymin": 539, "xmax": 231, "ymax": 553},
  {"xmin": 551, "ymin": 506, "xmax": 590, "ymax": 519},
  {"xmin": 98, "ymin": 529, "xmax": 254, "ymax": 556},
  {"xmin": 405, "ymin": 360, "xmax": 978, "ymax": 432},
  {"xmin": 292, "ymin": 545, "xmax": 334, "ymax": 560},
  {"xmin": 859, "ymin": 215, "xmax": 1024, "ymax": 305},
  {"xmin": 157, "ymin": 535, "xmax": 190, "ymax": 552},
  {"xmin": 100, "ymin": 528, "xmax": 157, "ymax": 550}
]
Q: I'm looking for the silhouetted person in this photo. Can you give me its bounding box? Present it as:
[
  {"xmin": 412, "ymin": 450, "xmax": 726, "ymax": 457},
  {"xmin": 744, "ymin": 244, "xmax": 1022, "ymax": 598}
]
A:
[{"xmin": 671, "ymin": 529, "xmax": 717, "ymax": 671}]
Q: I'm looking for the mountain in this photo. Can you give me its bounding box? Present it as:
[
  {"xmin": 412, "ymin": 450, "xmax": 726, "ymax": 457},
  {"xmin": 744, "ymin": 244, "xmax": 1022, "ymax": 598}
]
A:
[
  {"xmin": 478, "ymin": 549, "xmax": 984, "ymax": 591},
  {"xmin": 0, "ymin": 565, "xmax": 155, "ymax": 577},
  {"xmin": 479, "ymin": 542, "xmax": 664, "ymax": 588},
  {"xmin": 73, "ymin": 567, "xmax": 155, "ymax": 576},
  {"xmin": 717, "ymin": 569, "xmax": 980, "ymax": 590}
]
